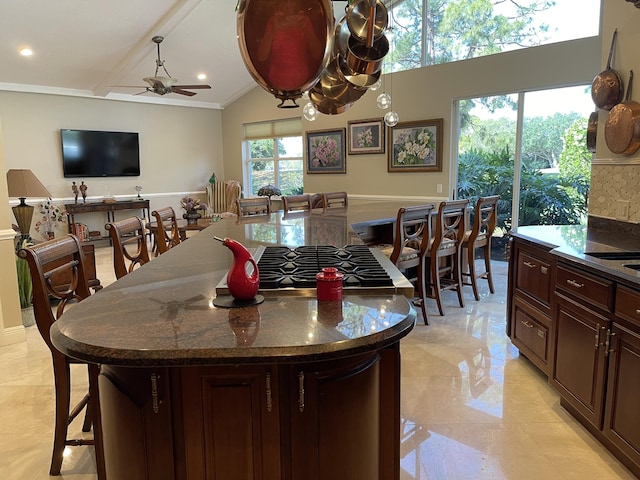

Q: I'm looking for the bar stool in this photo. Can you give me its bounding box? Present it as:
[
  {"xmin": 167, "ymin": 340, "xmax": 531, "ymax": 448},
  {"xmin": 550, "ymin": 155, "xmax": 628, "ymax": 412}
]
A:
[
  {"xmin": 18, "ymin": 235, "xmax": 106, "ymax": 479},
  {"xmin": 377, "ymin": 204, "xmax": 435, "ymax": 324},
  {"xmin": 461, "ymin": 195, "xmax": 500, "ymax": 300},
  {"xmin": 282, "ymin": 194, "xmax": 312, "ymax": 212},
  {"xmin": 322, "ymin": 191, "xmax": 348, "ymax": 211},
  {"xmin": 420, "ymin": 199, "xmax": 469, "ymax": 316},
  {"xmin": 105, "ymin": 216, "xmax": 151, "ymax": 279},
  {"xmin": 236, "ymin": 197, "xmax": 271, "ymax": 218},
  {"xmin": 151, "ymin": 206, "xmax": 181, "ymax": 256}
]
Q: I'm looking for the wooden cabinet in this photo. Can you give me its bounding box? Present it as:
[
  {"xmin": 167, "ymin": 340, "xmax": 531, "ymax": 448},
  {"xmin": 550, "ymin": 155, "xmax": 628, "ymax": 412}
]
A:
[
  {"xmin": 603, "ymin": 286, "xmax": 640, "ymax": 472},
  {"xmin": 65, "ymin": 199, "xmax": 150, "ymax": 241},
  {"xmin": 508, "ymin": 236, "xmax": 555, "ymax": 374},
  {"xmin": 98, "ymin": 348, "xmax": 399, "ymax": 480}
]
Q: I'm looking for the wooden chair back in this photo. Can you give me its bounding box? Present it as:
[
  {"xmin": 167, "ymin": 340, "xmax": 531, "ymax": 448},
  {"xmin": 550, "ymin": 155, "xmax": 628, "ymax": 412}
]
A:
[
  {"xmin": 282, "ymin": 194, "xmax": 311, "ymax": 212},
  {"xmin": 236, "ymin": 197, "xmax": 271, "ymax": 218},
  {"xmin": 322, "ymin": 191, "xmax": 348, "ymax": 211},
  {"xmin": 462, "ymin": 195, "xmax": 500, "ymax": 300},
  {"xmin": 105, "ymin": 216, "xmax": 151, "ymax": 279},
  {"xmin": 18, "ymin": 235, "xmax": 105, "ymax": 477},
  {"xmin": 310, "ymin": 193, "xmax": 325, "ymax": 209},
  {"xmin": 151, "ymin": 206, "xmax": 181, "ymax": 255},
  {"xmin": 390, "ymin": 204, "xmax": 435, "ymax": 271}
]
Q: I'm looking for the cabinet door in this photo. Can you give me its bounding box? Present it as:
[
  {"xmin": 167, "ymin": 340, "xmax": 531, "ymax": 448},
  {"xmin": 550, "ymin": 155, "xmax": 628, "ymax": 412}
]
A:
[
  {"xmin": 552, "ymin": 293, "xmax": 609, "ymax": 429},
  {"xmin": 603, "ymin": 323, "xmax": 640, "ymax": 471},
  {"xmin": 98, "ymin": 366, "xmax": 175, "ymax": 480},
  {"xmin": 180, "ymin": 365, "xmax": 281, "ymax": 480},
  {"xmin": 287, "ymin": 352, "xmax": 382, "ymax": 480}
]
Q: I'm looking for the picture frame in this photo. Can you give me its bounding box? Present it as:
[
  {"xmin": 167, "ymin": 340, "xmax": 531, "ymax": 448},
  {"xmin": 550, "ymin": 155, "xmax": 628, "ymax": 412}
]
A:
[
  {"xmin": 347, "ymin": 118, "xmax": 385, "ymax": 155},
  {"xmin": 388, "ymin": 118, "xmax": 443, "ymax": 172},
  {"xmin": 306, "ymin": 128, "xmax": 347, "ymax": 174}
]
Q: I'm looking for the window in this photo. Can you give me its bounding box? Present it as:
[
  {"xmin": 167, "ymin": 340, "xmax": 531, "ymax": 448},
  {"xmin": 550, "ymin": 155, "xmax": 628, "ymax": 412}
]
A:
[
  {"xmin": 385, "ymin": 0, "xmax": 600, "ymax": 74},
  {"xmin": 243, "ymin": 118, "xmax": 303, "ymax": 196}
]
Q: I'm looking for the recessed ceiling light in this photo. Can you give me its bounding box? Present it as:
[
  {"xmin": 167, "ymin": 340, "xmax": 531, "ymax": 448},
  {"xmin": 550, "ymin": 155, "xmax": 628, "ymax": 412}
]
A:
[
  {"xmin": 19, "ymin": 47, "xmax": 33, "ymax": 57},
  {"xmin": 197, "ymin": 73, "xmax": 207, "ymax": 81}
]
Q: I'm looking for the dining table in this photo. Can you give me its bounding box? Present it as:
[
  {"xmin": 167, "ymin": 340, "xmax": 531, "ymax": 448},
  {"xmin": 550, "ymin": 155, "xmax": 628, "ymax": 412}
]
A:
[{"xmin": 50, "ymin": 201, "xmax": 430, "ymax": 480}]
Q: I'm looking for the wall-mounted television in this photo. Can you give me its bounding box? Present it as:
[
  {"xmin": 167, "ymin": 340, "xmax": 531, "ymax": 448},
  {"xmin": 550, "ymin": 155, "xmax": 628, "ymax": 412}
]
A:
[{"xmin": 60, "ymin": 129, "xmax": 140, "ymax": 177}]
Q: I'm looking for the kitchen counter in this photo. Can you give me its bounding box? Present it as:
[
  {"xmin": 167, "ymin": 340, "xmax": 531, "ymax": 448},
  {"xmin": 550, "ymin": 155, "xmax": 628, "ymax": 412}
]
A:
[
  {"xmin": 50, "ymin": 203, "xmax": 421, "ymax": 480},
  {"xmin": 510, "ymin": 224, "xmax": 640, "ymax": 288}
]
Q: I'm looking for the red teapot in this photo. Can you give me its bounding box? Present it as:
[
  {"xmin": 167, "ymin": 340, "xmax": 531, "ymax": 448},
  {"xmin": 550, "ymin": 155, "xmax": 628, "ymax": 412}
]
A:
[{"xmin": 215, "ymin": 237, "xmax": 259, "ymax": 301}]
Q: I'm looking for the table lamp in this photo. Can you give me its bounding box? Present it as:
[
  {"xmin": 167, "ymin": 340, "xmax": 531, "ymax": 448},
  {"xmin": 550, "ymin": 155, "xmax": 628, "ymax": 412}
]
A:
[{"xmin": 6, "ymin": 169, "xmax": 51, "ymax": 238}]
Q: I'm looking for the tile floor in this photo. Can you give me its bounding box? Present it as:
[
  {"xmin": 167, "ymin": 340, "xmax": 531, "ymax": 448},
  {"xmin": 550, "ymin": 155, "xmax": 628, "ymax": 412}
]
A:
[{"xmin": 0, "ymin": 245, "xmax": 636, "ymax": 479}]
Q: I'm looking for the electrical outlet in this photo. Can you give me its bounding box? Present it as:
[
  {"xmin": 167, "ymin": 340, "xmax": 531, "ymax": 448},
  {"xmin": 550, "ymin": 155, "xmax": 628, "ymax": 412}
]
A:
[
  {"xmin": 616, "ymin": 199, "xmax": 630, "ymax": 220},
  {"xmin": 437, "ymin": 183, "xmax": 443, "ymax": 193}
]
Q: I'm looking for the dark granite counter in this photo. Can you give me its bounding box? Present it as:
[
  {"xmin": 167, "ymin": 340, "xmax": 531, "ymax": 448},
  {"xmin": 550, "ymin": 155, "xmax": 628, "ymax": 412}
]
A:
[
  {"xmin": 51, "ymin": 203, "xmax": 422, "ymax": 366},
  {"xmin": 510, "ymin": 224, "xmax": 640, "ymax": 288}
]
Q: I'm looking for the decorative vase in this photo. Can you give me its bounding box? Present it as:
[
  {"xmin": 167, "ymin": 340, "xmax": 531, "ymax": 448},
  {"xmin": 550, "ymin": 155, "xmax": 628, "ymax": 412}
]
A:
[{"xmin": 183, "ymin": 209, "xmax": 201, "ymax": 225}]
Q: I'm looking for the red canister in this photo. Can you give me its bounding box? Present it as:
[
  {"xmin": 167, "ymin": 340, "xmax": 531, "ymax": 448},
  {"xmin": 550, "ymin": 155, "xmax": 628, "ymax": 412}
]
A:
[{"xmin": 316, "ymin": 267, "xmax": 344, "ymax": 301}]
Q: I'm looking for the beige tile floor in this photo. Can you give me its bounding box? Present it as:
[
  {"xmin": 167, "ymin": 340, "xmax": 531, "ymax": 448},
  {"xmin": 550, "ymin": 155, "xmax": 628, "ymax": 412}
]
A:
[{"xmin": 0, "ymin": 245, "xmax": 636, "ymax": 479}]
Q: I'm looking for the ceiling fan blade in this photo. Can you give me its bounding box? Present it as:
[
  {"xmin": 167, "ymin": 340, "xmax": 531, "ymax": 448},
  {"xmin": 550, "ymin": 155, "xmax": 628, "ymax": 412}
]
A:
[
  {"xmin": 172, "ymin": 88, "xmax": 197, "ymax": 97},
  {"xmin": 133, "ymin": 90, "xmax": 150, "ymax": 96},
  {"xmin": 174, "ymin": 84, "xmax": 211, "ymax": 90}
]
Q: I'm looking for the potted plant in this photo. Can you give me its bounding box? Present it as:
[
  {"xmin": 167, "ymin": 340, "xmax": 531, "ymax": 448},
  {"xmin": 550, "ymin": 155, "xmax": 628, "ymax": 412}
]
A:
[{"xmin": 15, "ymin": 237, "xmax": 35, "ymax": 326}]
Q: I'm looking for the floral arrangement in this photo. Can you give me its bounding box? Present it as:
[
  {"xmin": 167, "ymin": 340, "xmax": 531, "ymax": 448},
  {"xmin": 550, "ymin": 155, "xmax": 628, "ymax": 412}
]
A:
[
  {"xmin": 356, "ymin": 127, "xmax": 374, "ymax": 148},
  {"xmin": 394, "ymin": 127, "xmax": 436, "ymax": 165},
  {"xmin": 310, "ymin": 135, "xmax": 340, "ymax": 168},
  {"xmin": 179, "ymin": 196, "xmax": 207, "ymax": 212},
  {"xmin": 35, "ymin": 198, "xmax": 65, "ymax": 238}
]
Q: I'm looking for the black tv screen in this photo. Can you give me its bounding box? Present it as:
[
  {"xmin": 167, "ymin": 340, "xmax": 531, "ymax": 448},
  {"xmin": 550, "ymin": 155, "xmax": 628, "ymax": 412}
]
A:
[{"xmin": 60, "ymin": 129, "xmax": 140, "ymax": 177}]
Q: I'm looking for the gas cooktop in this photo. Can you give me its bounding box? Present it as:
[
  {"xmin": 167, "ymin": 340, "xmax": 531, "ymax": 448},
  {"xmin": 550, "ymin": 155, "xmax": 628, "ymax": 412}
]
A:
[{"xmin": 215, "ymin": 245, "xmax": 414, "ymax": 298}]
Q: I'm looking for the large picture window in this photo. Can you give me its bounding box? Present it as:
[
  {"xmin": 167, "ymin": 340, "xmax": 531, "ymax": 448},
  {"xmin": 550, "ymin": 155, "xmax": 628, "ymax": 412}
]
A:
[
  {"xmin": 385, "ymin": 0, "xmax": 600, "ymax": 74},
  {"xmin": 243, "ymin": 119, "xmax": 304, "ymax": 196}
]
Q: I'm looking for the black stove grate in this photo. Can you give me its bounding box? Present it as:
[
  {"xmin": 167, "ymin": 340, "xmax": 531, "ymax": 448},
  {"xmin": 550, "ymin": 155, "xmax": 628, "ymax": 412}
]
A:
[{"xmin": 257, "ymin": 245, "xmax": 394, "ymax": 290}]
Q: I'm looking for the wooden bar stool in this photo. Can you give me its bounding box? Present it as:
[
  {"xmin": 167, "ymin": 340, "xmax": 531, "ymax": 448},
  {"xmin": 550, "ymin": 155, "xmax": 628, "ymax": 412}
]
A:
[
  {"xmin": 282, "ymin": 194, "xmax": 311, "ymax": 212},
  {"xmin": 236, "ymin": 197, "xmax": 271, "ymax": 218},
  {"xmin": 18, "ymin": 235, "xmax": 106, "ymax": 479},
  {"xmin": 105, "ymin": 216, "xmax": 151, "ymax": 279},
  {"xmin": 151, "ymin": 206, "xmax": 181, "ymax": 256},
  {"xmin": 461, "ymin": 195, "xmax": 501, "ymax": 300},
  {"xmin": 322, "ymin": 191, "xmax": 348, "ymax": 211}
]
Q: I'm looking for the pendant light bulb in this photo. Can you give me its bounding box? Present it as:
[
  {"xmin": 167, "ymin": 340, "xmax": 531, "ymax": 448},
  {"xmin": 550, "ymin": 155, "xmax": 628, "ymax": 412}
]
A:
[
  {"xmin": 377, "ymin": 93, "xmax": 391, "ymax": 109},
  {"xmin": 370, "ymin": 78, "xmax": 383, "ymax": 91},
  {"xmin": 384, "ymin": 111, "xmax": 399, "ymax": 127},
  {"xmin": 303, "ymin": 102, "xmax": 318, "ymax": 121}
]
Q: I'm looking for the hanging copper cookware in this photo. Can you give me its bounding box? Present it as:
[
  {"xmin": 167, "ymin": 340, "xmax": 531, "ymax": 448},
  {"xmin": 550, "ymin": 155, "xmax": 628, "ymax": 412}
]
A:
[
  {"xmin": 236, "ymin": 0, "xmax": 334, "ymax": 107},
  {"xmin": 604, "ymin": 70, "xmax": 640, "ymax": 156},
  {"xmin": 592, "ymin": 29, "xmax": 624, "ymax": 111}
]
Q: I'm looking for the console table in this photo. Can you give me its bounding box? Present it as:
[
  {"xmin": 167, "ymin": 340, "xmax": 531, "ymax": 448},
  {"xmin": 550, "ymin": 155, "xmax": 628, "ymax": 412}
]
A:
[{"xmin": 65, "ymin": 199, "xmax": 150, "ymax": 241}]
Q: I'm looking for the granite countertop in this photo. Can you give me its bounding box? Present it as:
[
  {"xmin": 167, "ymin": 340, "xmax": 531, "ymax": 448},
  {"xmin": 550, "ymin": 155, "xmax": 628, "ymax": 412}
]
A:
[
  {"xmin": 511, "ymin": 224, "xmax": 640, "ymax": 288},
  {"xmin": 51, "ymin": 203, "xmax": 421, "ymax": 367}
]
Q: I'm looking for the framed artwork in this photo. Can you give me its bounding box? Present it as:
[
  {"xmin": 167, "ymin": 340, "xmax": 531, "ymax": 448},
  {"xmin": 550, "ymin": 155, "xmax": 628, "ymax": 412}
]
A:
[
  {"xmin": 347, "ymin": 118, "xmax": 385, "ymax": 155},
  {"xmin": 306, "ymin": 128, "xmax": 346, "ymax": 174},
  {"xmin": 388, "ymin": 118, "xmax": 443, "ymax": 172}
]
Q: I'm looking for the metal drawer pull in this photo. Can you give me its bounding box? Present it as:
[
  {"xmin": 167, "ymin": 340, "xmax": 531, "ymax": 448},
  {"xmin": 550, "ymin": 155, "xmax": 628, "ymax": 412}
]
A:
[
  {"xmin": 523, "ymin": 261, "xmax": 536, "ymax": 268},
  {"xmin": 297, "ymin": 371, "xmax": 305, "ymax": 413},
  {"xmin": 151, "ymin": 372, "xmax": 161, "ymax": 414},
  {"xmin": 605, "ymin": 330, "xmax": 616, "ymax": 356},
  {"xmin": 265, "ymin": 372, "xmax": 272, "ymax": 413},
  {"xmin": 567, "ymin": 279, "xmax": 584, "ymax": 288},
  {"xmin": 521, "ymin": 320, "xmax": 534, "ymax": 329},
  {"xmin": 595, "ymin": 324, "xmax": 600, "ymax": 349},
  {"xmin": 636, "ymin": 309, "xmax": 640, "ymax": 315}
]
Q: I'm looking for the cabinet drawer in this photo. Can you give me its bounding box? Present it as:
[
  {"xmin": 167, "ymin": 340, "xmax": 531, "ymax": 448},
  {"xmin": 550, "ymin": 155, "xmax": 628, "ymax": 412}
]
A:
[
  {"xmin": 512, "ymin": 297, "xmax": 549, "ymax": 370},
  {"xmin": 615, "ymin": 286, "xmax": 640, "ymax": 326},
  {"xmin": 556, "ymin": 264, "xmax": 614, "ymax": 312},
  {"xmin": 516, "ymin": 250, "xmax": 552, "ymax": 305}
]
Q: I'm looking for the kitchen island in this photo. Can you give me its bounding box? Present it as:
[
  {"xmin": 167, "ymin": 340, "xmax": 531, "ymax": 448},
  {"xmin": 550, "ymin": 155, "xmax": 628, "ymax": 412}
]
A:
[
  {"xmin": 51, "ymin": 204, "xmax": 420, "ymax": 480},
  {"xmin": 508, "ymin": 222, "xmax": 640, "ymax": 477}
]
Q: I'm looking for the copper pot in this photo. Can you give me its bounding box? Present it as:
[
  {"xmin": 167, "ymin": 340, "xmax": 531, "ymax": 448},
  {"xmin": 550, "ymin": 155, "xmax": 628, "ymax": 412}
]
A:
[
  {"xmin": 346, "ymin": 0, "xmax": 388, "ymax": 46},
  {"xmin": 592, "ymin": 29, "xmax": 624, "ymax": 111},
  {"xmin": 309, "ymin": 56, "xmax": 366, "ymax": 114},
  {"xmin": 344, "ymin": 33, "xmax": 389, "ymax": 75},
  {"xmin": 586, "ymin": 110, "xmax": 598, "ymax": 153},
  {"xmin": 605, "ymin": 70, "xmax": 640, "ymax": 156}
]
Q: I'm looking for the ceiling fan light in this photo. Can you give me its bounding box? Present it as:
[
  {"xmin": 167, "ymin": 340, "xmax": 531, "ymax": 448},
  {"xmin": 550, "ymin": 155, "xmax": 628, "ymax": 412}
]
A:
[{"xmin": 197, "ymin": 73, "xmax": 207, "ymax": 80}]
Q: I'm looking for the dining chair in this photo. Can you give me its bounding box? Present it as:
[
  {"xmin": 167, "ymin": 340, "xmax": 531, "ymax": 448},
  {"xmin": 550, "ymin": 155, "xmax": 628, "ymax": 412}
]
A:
[
  {"xmin": 419, "ymin": 199, "xmax": 469, "ymax": 317},
  {"xmin": 18, "ymin": 235, "xmax": 106, "ymax": 479},
  {"xmin": 310, "ymin": 193, "xmax": 325, "ymax": 209},
  {"xmin": 151, "ymin": 206, "xmax": 181, "ymax": 256},
  {"xmin": 282, "ymin": 194, "xmax": 312, "ymax": 212},
  {"xmin": 461, "ymin": 195, "xmax": 501, "ymax": 300},
  {"xmin": 322, "ymin": 191, "xmax": 348, "ymax": 211},
  {"xmin": 105, "ymin": 216, "xmax": 151, "ymax": 279},
  {"xmin": 377, "ymin": 204, "xmax": 435, "ymax": 324},
  {"xmin": 236, "ymin": 197, "xmax": 271, "ymax": 218}
]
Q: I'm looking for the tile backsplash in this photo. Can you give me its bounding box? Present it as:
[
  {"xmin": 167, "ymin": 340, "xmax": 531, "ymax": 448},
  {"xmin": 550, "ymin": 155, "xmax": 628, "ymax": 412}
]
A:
[{"xmin": 589, "ymin": 163, "xmax": 640, "ymax": 223}]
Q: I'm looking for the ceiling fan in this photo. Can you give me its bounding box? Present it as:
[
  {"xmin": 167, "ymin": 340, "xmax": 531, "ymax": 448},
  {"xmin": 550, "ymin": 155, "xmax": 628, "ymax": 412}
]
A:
[{"xmin": 122, "ymin": 36, "xmax": 211, "ymax": 97}]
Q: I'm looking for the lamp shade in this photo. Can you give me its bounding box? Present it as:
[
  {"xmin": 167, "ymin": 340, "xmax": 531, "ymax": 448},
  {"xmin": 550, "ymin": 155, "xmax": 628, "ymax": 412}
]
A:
[{"xmin": 6, "ymin": 169, "xmax": 51, "ymax": 199}]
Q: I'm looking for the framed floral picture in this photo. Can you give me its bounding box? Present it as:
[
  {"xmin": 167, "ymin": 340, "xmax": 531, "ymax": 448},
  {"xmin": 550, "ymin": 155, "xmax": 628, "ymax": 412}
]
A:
[
  {"xmin": 306, "ymin": 128, "xmax": 346, "ymax": 174},
  {"xmin": 388, "ymin": 118, "xmax": 443, "ymax": 172},
  {"xmin": 347, "ymin": 118, "xmax": 385, "ymax": 155}
]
